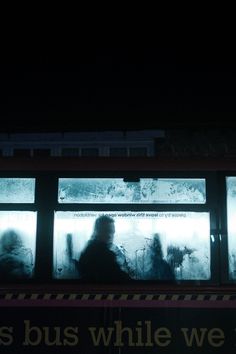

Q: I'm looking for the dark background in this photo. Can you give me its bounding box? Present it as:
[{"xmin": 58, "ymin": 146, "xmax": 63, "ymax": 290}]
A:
[{"xmin": 0, "ymin": 45, "xmax": 235, "ymax": 132}]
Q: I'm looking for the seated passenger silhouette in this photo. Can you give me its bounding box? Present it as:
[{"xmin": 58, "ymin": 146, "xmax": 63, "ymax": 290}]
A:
[
  {"xmin": 145, "ymin": 233, "xmax": 175, "ymax": 281},
  {"xmin": 0, "ymin": 229, "xmax": 33, "ymax": 279},
  {"xmin": 78, "ymin": 215, "xmax": 131, "ymax": 283}
]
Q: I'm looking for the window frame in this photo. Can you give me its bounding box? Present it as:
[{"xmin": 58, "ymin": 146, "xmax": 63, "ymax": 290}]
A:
[
  {"xmin": 0, "ymin": 173, "xmax": 38, "ymax": 282},
  {"xmin": 0, "ymin": 170, "xmax": 224, "ymax": 287},
  {"xmin": 53, "ymin": 170, "xmax": 219, "ymax": 286},
  {"xmin": 218, "ymin": 172, "xmax": 236, "ymax": 285}
]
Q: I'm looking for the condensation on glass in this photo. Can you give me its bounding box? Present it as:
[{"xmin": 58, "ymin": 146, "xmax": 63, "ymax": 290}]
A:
[
  {"xmin": 0, "ymin": 178, "xmax": 35, "ymax": 203},
  {"xmin": 58, "ymin": 178, "xmax": 206, "ymax": 204},
  {"xmin": 226, "ymin": 176, "xmax": 236, "ymax": 280},
  {"xmin": 0, "ymin": 211, "xmax": 37, "ymax": 279},
  {"xmin": 53, "ymin": 211, "xmax": 210, "ymax": 280}
]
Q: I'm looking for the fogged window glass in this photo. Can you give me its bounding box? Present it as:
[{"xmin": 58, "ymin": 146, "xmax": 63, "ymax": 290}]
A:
[
  {"xmin": 226, "ymin": 176, "xmax": 236, "ymax": 280},
  {"xmin": 58, "ymin": 178, "xmax": 206, "ymax": 204},
  {"xmin": 0, "ymin": 178, "xmax": 35, "ymax": 203},
  {"xmin": 53, "ymin": 211, "xmax": 210, "ymax": 280},
  {"xmin": 0, "ymin": 211, "xmax": 37, "ymax": 279}
]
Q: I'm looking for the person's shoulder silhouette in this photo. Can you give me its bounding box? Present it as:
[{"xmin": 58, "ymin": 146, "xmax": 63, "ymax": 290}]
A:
[
  {"xmin": 0, "ymin": 229, "xmax": 33, "ymax": 279},
  {"xmin": 78, "ymin": 215, "xmax": 130, "ymax": 283}
]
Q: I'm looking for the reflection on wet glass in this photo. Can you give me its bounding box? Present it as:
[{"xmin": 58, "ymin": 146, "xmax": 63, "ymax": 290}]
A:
[
  {"xmin": 0, "ymin": 211, "xmax": 37, "ymax": 279},
  {"xmin": 226, "ymin": 177, "xmax": 236, "ymax": 280},
  {"xmin": 58, "ymin": 178, "xmax": 206, "ymax": 204},
  {"xmin": 53, "ymin": 211, "xmax": 210, "ymax": 280},
  {"xmin": 0, "ymin": 178, "xmax": 35, "ymax": 203}
]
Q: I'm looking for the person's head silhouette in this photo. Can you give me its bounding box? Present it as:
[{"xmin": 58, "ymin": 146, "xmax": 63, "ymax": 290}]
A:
[
  {"xmin": 92, "ymin": 215, "xmax": 115, "ymax": 246},
  {"xmin": 151, "ymin": 233, "xmax": 163, "ymax": 259},
  {"xmin": 1, "ymin": 229, "xmax": 22, "ymax": 252}
]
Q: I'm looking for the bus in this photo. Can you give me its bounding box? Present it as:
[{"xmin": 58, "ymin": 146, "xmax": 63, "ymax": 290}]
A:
[{"xmin": 0, "ymin": 156, "xmax": 236, "ymax": 353}]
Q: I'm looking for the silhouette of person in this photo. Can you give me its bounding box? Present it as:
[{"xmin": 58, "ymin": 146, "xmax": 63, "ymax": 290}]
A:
[
  {"xmin": 78, "ymin": 215, "xmax": 131, "ymax": 282},
  {"xmin": 146, "ymin": 233, "xmax": 175, "ymax": 281},
  {"xmin": 0, "ymin": 229, "xmax": 33, "ymax": 279}
]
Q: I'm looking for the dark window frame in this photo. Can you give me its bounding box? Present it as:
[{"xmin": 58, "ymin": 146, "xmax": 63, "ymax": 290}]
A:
[{"xmin": 53, "ymin": 171, "xmax": 219, "ymax": 286}]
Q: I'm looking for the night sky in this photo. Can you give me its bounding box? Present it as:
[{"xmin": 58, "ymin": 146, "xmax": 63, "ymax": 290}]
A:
[{"xmin": 0, "ymin": 45, "xmax": 235, "ymax": 132}]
